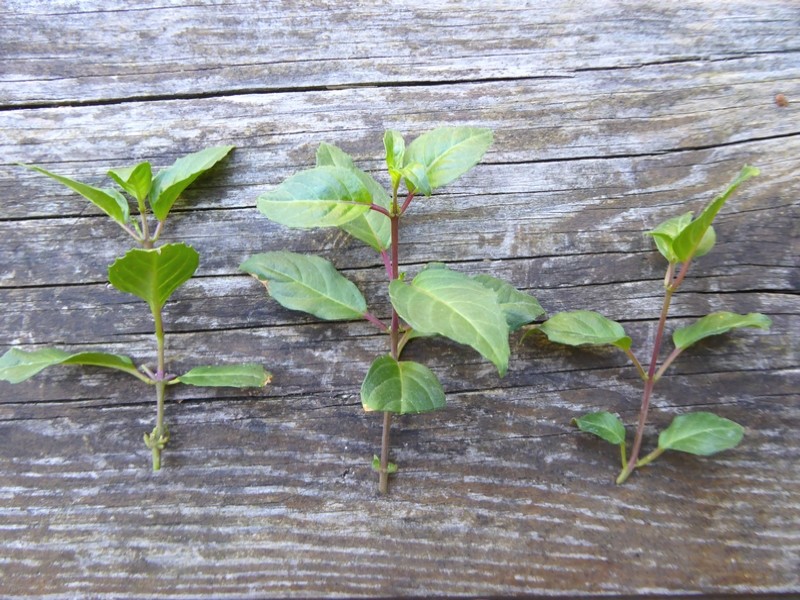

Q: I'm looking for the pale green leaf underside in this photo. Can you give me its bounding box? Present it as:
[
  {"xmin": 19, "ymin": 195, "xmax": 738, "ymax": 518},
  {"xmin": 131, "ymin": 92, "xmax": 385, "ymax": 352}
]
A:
[
  {"xmin": 473, "ymin": 274, "xmax": 545, "ymax": 331},
  {"xmin": 149, "ymin": 145, "xmax": 234, "ymax": 221},
  {"xmin": 257, "ymin": 165, "xmax": 373, "ymax": 229},
  {"xmin": 403, "ymin": 126, "xmax": 493, "ymax": 190},
  {"xmin": 372, "ymin": 455, "xmax": 399, "ymax": 474},
  {"xmin": 672, "ymin": 311, "xmax": 772, "ymax": 351},
  {"xmin": 108, "ymin": 162, "xmax": 152, "ymax": 203},
  {"xmin": 0, "ymin": 347, "xmax": 139, "ymax": 384},
  {"xmin": 573, "ymin": 411, "xmax": 626, "ymax": 445},
  {"xmin": 658, "ymin": 412, "xmax": 744, "ymax": 456},
  {"xmin": 538, "ymin": 310, "xmax": 632, "ymax": 350},
  {"xmin": 240, "ymin": 251, "xmax": 367, "ymax": 321},
  {"xmin": 389, "ymin": 266, "xmax": 510, "ymax": 376},
  {"xmin": 108, "ymin": 243, "xmax": 199, "ymax": 312},
  {"xmin": 361, "ymin": 355, "xmax": 446, "ymax": 414},
  {"xmin": 24, "ymin": 164, "xmax": 130, "ymax": 226},
  {"xmin": 177, "ymin": 364, "xmax": 272, "ymax": 387}
]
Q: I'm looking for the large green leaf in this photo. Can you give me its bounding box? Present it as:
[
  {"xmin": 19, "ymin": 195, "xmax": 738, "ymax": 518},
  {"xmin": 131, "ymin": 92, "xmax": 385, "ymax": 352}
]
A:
[
  {"xmin": 672, "ymin": 165, "xmax": 759, "ymax": 262},
  {"xmin": 108, "ymin": 162, "xmax": 152, "ymax": 203},
  {"xmin": 149, "ymin": 145, "xmax": 234, "ymax": 221},
  {"xmin": 23, "ymin": 164, "xmax": 130, "ymax": 226},
  {"xmin": 572, "ymin": 411, "xmax": 626, "ymax": 445},
  {"xmin": 0, "ymin": 347, "xmax": 141, "ymax": 383},
  {"xmin": 257, "ymin": 165, "xmax": 373, "ymax": 229},
  {"xmin": 403, "ymin": 127, "xmax": 493, "ymax": 190},
  {"xmin": 672, "ymin": 311, "xmax": 772, "ymax": 351},
  {"xmin": 389, "ymin": 266, "xmax": 510, "ymax": 375},
  {"xmin": 315, "ymin": 143, "xmax": 391, "ymax": 250},
  {"xmin": 538, "ymin": 310, "xmax": 632, "ymax": 350},
  {"xmin": 177, "ymin": 364, "xmax": 272, "ymax": 387},
  {"xmin": 473, "ymin": 274, "xmax": 545, "ymax": 331},
  {"xmin": 658, "ymin": 412, "xmax": 744, "ymax": 456},
  {"xmin": 361, "ymin": 355, "xmax": 446, "ymax": 414},
  {"xmin": 108, "ymin": 243, "xmax": 199, "ymax": 312},
  {"xmin": 240, "ymin": 251, "xmax": 367, "ymax": 321}
]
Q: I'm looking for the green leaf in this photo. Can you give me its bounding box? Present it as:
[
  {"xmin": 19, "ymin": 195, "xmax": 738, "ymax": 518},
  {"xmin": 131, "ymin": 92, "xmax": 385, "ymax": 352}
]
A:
[
  {"xmin": 473, "ymin": 274, "xmax": 545, "ymax": 331},
  {"xmin": 108, "ymin": 162, "xmax": 152, "ymax": 203},
  {"xmin": 108, "ymin": 243, "xmax": 199, "ymax": 313},
  {"xmin": 672, "ymin": 311, "xmax": 772, "ymax": 351},
  {"xmin": 149, "ymin": 145, "xmax": 234, "ymax": 221},
  {"xmin": 658, "ymin": 412, "xmax": 744, "ymax": 456},
  {"xmin": 372, "ymin": 455, "xmax": 398, "ymax": 474},
  {"xmin": 240, "ymin": 251, "xmax": 368, "ymax": 321},
  {"xmin": 384, "ymin": 130, "xmax": 405, "ymax": 173},
  {"xmin": 23, "ymin": 164, "xmax": 130, "ymax": 226},
  {"xmin": 361, "ymin": 355, "xmax": 446, "ymax": 414},
  {"xmin": 647, "ymin": 212, "xmax": 693, "ymax": 263},
  {"xmin": 0, "ymin": 347, "xmax": 141, "ymax": 383},
  {"xmin": 672, "ymin": 165, "xmax": 759, "ymax": 262},
  {"xmin": 315, "ymin": 143, "xmax": 391, "ymax": 251},
  {"xmin": 389, "ymin": 265, "xmax": 510, "ymax": 375},
  {"xmin": 403, "ymin": 126, "xmax": 493, "ymax": 190},
  {"xmin": 257, "ymin": 165, "xmax": 373, "ymax": 229},
  {"xmin": 401, "ymin": 162, "xmax": 432, "ymax": 197},
  {"xmin": 538, "ymin": 310, "xmax": 632, "ymax": 350},
  {"xmin": 177, "ymin": 364, "xmax": 272, "ymax": 387},
  {"xmin": 572, "ymin": 411, "xmax": 626, "ymax": 445}
]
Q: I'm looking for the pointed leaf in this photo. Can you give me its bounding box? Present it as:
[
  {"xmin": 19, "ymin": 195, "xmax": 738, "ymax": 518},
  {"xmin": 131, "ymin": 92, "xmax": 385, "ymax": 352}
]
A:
[
  {"xmin": 177, "ymin": 364, "xmax": 272, "ymax": 387},
  {"xmin": 240, "ymin": 251, "xmax": 367, "ymax": 321},
  {"xmin": 0, "ymin": 347, "xmax": 141, "ymax": 383},
  {"xmin": 672, "ymin": 311, "xmax": 772, "ymax": 351},
  {"xmin": 384, "ymin": 130, "xmax": 405, "ymax": 173},
  {"xmin": 361, "ymin": 355, "xmax": 446, "ymax": 414},
  {"xmin": 473, "ymin": 274, "xmax": 545, "ymax": 331},
  {"xmin": 658, "ymin": 412, "xmax": 744, "ymax": 456},
  {"xmin": 108, "ymin": 243, "xmax": 199, "ymax": 312},
  {"xmin": 403, "ymin": 127, "xmax": 493, "ymax": 190},
  {"xmin": 149, "ymin": 145, "xmax": 234, "ymax": 221},
  {"xmin": 672, "ymin": 165, "xmax": 759, "ymax": 262},
  {"xmin": 572, "ymin": 411, "xmax": 626, "ymax": 445},
  {"xmin": 646, "ymin": 212, "xmax": 693, "ymax": 263},
  {"xmin": 23, "ymin": 164, "xmax": 130, "ymax": 226},
  {"xmin": 389, "ymin": 266, "xmax": 510, "ymax": 375},
  {"xmin": 401, "ymin": 161, "xmax": 433, "ymax": 197},
  {"xmin": 257, "ymin": 165, "xmax": 373, "ymax": 229},
  {"xmin": 538, "ymin": 310, "xmax": 632, "ymax": 350},
  {"xmin": 108, "ymin": 162, "xmax": 152, "ymax": 203},
  {"xmin": 315, "ymin": 143, "xmax": 391, "ymax": 250}
]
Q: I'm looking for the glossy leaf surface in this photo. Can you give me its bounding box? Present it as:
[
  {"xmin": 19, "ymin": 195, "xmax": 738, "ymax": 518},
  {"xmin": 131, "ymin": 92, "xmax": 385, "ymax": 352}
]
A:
[
  {"xmin": 0, "ymin": 347, "xmax": 140, "ymax": 384},
  {"xmin": 572, "ymin": 411, "xmax": 627, "ymax": 445},
  {"xmin": 361, "ymin": 355, "xmax": 446, "ymax": 414},
  {"xmin": 108, "ymin": 162, "xmax": 152, "ymax": 203},
  {"xmin": 241, "ymin": 251, "xmax": 367, "ymax": 321},
  {"xmin": 473, "ymin": 274, "xmax": 545, "ymax": 331},
  {"xmin": 672, "ymin": 311, "xmax": 772, "ymax": 351},
  {"xmin": 658, "ymin": 412, "xmax": 744, "ymax": 455},
  {"xmin": 389, "ymin": 266, "xmax": 510, "ymax": 375},
  {"xmin": 177, "ymin": 364, "xmax": 272, "ymax": 387},
  {"xmin": 149, "ymin": 145, "xmax": 234, "ymax": 221},
  {"xmin": 24, "ymin": 165, "xmax": 130, "ymax": 226},
  {"xmin": 538, "ymin": 310, "xmax": 632, "ymax": 350},
  {"xmin": 403, "ymin": 127, "xmax": 493, "ymax": 190},
  {"xmin": 108, "ymin": 243, "xmax": 199, "ymax": 312}
]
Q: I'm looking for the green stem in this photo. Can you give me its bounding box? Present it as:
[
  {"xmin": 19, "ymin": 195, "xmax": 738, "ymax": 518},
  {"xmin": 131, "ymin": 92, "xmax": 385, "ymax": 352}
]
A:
[
  {"xmin": 150, "ymin": 303, "xmax": 169, "ymax": 471},
  {"xmin": 654, "ymin": 346, "xmax": 683, "ymax": 382},
  {"xmin": 137, "ymin": 197, "xmax": 152, "ymax": 248},
  {"xmin": 624, "ymin": 348, "xmax": 647, "ymax": 381},
  {"xmin": 620, "ymin": 442, "xmax": 628, "ymax": 471},
  {"xmin": 635, "ymin": 446, "xmax": 665, "ymax": 468}
]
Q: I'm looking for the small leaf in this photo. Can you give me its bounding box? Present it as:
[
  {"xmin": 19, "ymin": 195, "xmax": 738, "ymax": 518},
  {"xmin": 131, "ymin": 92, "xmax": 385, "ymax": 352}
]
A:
[
  {"xmin": 149, "ymin": 145, "xmax": 234, "ymax": 221},
  {"xmin": 538, "ymin": 310, "xmax": 632, "ymax": 350},
  {"xmin": 177, "ymin": 364, "xmax": 272, "ymax": 387},
  {"xmin": 473, "ymin": 274, "xmax": 545, "ymax": 331},
  {"xmin": 646, "ymin": 212, "xmax": 693, "ymax": 263},
  {"xmin": 401, "ymin": 162, "xmax": 432, "ymax": 197},
  {"xmin": 383, "ymin": 130, "xmax": 405, "ymax": 173},
  {"xmin": 257, "ymin": 165, "xmax": 373, "ymax": 229},
  {"xmin": 658, "ymin": 412, "xmax": 744, "ymax": 456},
  {"xmin": 572, "ymin": 411, "xmax": 626, "ymax": 445},
  {"xmin": 372, "ymin": 455, "xmax": 398, "ymax": 474},
  {"xmin": 672, "ymin": 311, "xmax": 772, "ymax": 351},
  {"xmin": 108, "ymin": 243, "xmax": 199, "ymax": 312},
  {"xmin": 23, "ymin": 164, "xmax": 130, "ymax": 226},
  {"xmin": 108, "ymin": 162, "xmax": 152, "ymax": 203},
  {"xmin": 403, "ymin": 127, "xmax": 493, "ymax": 190},
  {"xmin": 240, "ymin": 251, "xmax": 367, "ymax": 321},
  {"xmin": 315, "ymin": 143, "xmax": 391, "ymax": 250},
  {"xmin": 361, "ymin": 355, "xmax": 446, "ymax": 414},
  {"xmin": 0, "ymin": 347, "xmax": 140, "ymax": 383},
  {"xmin": 389, "ymin": 265, "xmax": 510, "ymax": 375},
  {"xmin": 672, "ymin": 165, "xmax": 759, "ymax": 262}
]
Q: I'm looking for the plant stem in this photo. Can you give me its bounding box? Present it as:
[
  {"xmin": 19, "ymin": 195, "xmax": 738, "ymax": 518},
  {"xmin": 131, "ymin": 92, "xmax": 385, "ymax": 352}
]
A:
[
  {"xmin": 151, "ymin": 303, "xmax": 168, "ymax": 471},
  {"xmin": 363, "ymin": 312, "xmax": 389, "ymax": 331},
  {"xmin": 635, "ymin": 446, "xmax": 665, "ymax": 468},
  {"xmin": 137, "ymin": 197, "xmax": 152, "ymax": 248},
  {"xmin": 624, "ymin": 348, "xmax": 647, "ymax": 381},
  {"xmin": 654, "ymin": 346, "xmax": 683, "ymax": 381}
]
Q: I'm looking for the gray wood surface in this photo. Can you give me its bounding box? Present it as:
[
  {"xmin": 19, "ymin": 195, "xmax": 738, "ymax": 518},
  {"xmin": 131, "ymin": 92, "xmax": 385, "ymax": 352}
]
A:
[{"xmin": 1, "ymin": 1, "xmax": 798, "ymax": 597}]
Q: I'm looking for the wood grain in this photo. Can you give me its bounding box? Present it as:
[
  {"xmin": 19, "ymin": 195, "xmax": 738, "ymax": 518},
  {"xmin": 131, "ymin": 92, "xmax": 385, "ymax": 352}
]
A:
[{"xmin": 0, "ymin": 1, "xmax": 798, "ymax": 597}]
